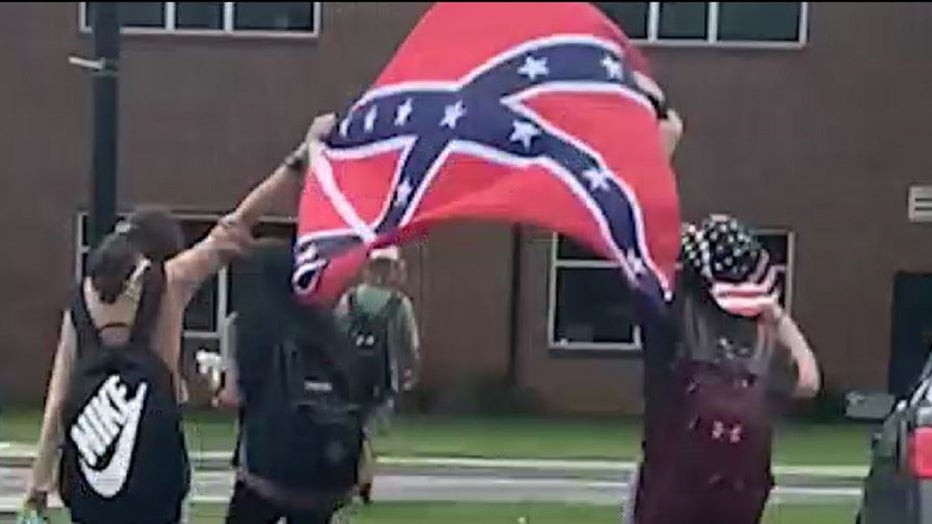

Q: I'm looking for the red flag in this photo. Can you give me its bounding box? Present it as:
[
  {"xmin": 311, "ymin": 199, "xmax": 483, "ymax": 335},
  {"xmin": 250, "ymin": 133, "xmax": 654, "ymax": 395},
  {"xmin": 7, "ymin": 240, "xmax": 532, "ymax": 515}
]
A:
[{"xmin": 294, "ymin": 2, "xmax": 680, "ymax": 306}]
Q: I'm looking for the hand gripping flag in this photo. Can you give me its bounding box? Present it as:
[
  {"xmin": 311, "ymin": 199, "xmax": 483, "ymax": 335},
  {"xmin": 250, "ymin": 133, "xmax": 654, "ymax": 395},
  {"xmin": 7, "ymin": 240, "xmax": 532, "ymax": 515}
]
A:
[{"xmin": 294, "ymin": 2, "xmax": 681, "ymax": 307}]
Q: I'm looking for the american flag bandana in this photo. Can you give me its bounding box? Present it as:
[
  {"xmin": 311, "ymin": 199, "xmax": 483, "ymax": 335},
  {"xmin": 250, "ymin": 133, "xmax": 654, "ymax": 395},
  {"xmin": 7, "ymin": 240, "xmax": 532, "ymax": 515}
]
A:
[
  {"xmin": 681, "ymin": 216, "xmax": 779, "ymax": 318},
  {"xmin": 293, "ymin": 2, "xmax": 681, "ymax": 307}
]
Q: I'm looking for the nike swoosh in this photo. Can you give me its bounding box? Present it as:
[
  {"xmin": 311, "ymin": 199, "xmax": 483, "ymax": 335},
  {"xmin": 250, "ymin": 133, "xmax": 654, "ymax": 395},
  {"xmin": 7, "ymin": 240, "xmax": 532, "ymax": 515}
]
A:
[{"xmin": 79, "ymin": 383, "xmax": 148, "ymax": 498}]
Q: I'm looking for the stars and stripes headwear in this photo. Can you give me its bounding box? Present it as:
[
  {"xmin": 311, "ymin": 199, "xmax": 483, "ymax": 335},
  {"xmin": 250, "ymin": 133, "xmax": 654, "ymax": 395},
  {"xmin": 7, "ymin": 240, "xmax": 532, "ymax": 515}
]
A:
[{"xmin": 680, "ymin": 215, "xmax": 778, "ymax": 317}]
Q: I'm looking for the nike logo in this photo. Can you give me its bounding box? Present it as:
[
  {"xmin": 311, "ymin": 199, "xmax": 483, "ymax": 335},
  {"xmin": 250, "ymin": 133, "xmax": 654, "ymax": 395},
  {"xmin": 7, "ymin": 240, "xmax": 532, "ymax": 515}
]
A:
[{"xmin": 69, "ymin": 375, "xmax": 148, "ymax": 498}]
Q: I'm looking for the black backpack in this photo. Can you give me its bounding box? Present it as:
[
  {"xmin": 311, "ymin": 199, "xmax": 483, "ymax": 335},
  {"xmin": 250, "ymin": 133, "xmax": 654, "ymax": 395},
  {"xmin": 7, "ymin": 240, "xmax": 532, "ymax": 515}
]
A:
[
  {"xmin": 59, "ymin": 264, "xmax": 190, "ymax": 524},
  {"xmin": 237, "ymin": 299, "xmax": 364, "ymax": 492},
  {"xmin": 346, "ymin": 290, "xmax": 401, "ymax": 410}
]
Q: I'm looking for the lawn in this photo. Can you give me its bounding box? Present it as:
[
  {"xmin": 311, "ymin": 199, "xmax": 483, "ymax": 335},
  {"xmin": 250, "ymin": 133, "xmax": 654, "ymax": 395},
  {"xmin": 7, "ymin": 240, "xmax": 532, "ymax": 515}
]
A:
[
  {"xmin": 1, "ymin": 502, "xmax": 859, "ymax": 524},
  {"xmin": 0, "ymin": 408, "xmax": 873, "ymax": 466}
]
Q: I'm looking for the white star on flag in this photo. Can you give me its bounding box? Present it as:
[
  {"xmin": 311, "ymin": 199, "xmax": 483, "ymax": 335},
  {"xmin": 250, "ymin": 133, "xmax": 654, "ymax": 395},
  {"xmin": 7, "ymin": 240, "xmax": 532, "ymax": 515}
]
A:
[
  {"xmin": 601, "ymin": 54, "xmax": 623, "ymax": 80},
  {"xmin": 395, "ymin": 98, "xmax": 414, "ymax": 126},
  {"xmin": 517, "ymin": 55, "xmax": 549, "ymax": 81},
  {"xmin": 339, "ymin": 115, "xmax": 352, "ymax": 137},
  {"xmin": 440, "ymin": 100, "xmax": 466, "ymax": 129},
  {"xmin": 364, "ymin": 105, "xmax": 378, "ymax": 133},
  {"xmin": 582, "ymin": 168, "xmax": 611, "ymax": 191},
  {"xmin": 510, "ymin": 120, "xmax": 540, "ymax": 150},
  {"xmin": 626, "ymin": 249, "xmax": 647, "ymax": 275},
  {"xmin": 394, "ymin": 178, "xmax": 413, "ymax": 207}
]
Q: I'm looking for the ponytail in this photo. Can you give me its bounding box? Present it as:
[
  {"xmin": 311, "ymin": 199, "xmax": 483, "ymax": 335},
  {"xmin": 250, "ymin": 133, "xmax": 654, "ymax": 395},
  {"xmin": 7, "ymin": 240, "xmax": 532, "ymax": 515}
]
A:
[{"xmin": 87, "ymin": 232, "xmax": 140, "ymax": 304}]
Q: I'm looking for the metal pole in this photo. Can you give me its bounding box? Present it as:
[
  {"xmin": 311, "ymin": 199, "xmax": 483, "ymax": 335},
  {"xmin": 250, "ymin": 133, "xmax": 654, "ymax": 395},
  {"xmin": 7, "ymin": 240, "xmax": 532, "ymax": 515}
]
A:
[
  {"xmin": 506, "ymin": 225, "xmax": 522, "ymax": 389},
  {"xmin": 89, "ymin": 3, "xmax": 121, "ymax": 249}
]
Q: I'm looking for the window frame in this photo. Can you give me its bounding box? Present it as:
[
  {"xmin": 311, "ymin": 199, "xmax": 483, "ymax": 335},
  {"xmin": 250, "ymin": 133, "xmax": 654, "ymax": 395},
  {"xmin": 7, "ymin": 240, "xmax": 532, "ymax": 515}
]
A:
[
  {"xmin": 74, "ymin": 210, "xmax": 296, "ymax": 349},
  {"xmin": 547, "ymin": 228, "xmax": 795, "ymax": 353},
  {"xmin": 77, "ymin": 2, "xmax": 322, "ymax": 39},
  {"xmin": 604, "ymin": 2, "xmax": 809, "ymax": 50}
]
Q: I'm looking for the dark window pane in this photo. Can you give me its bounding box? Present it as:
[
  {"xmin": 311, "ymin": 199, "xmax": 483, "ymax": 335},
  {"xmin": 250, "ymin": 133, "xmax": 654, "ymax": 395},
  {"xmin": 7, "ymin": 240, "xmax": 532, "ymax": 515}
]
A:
[
  {"xmin": 180, "ymin": 219, "xmax": 216, "ymax": 247},
  {"xmin": 253, "ymin": 221, "xmax": 296, "ymax": 240},
  {"xmin": 185, "ymin": 278, "xmax": 218, "ymax": 332},
  {"xmin": 80, "ymin": 214, "xmax": 90, "ymax": 247},
  {"xmin": 718, "ymin": 2, "xmax": 801, "ymax": 42},
  {"xmin": 658, "ymin": 2, "xmax": 708, "ymax": 40},
  {"xmin": 553, "ymin": 267, "xmax": 638, "ymax": 345},
  {"xmin": 234, "ymin": 2, "xmax": 315, "ymax": 32},
  {"xmin": 755, "ymin": 231, "xmax": 789, "ymax": 266},
  {"xmin": 79, "ymin": 252, "xmax": 89, "ymax": 281},
  {"xmin": 86, "ymin": 2, "xmax": 165, "ymax": 29},
  {"xmin": 774, "ymin": 268, "xmax": 789, "ymax": 309},
  {"xmin": 556, "ymin": 235, "xmax": 605, "ymax": 261},
  {"xmin": 176, "ymin": 2, "xmax": 223, "ymax": 29},
  {"xmin": 593, "ymin": 2, "xmax": 649, "ymax": 39},
  {"xmin": 81, "ymin": 212, "xmax": 128, "ymax": 249}
]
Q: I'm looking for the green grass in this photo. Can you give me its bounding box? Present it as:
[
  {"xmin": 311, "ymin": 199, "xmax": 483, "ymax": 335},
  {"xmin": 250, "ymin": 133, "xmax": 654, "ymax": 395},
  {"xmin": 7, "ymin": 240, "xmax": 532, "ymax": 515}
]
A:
[
  {"xmin": 340, "ymin": 502, "xmax": 859, "ymax": 524},
  {"xmin": 0, "ymin": 409, "xmax": 872, "ymax": 465},
  {"xmin": 2, "ymin": 503, "xmax": 858, "ymax": 524}
]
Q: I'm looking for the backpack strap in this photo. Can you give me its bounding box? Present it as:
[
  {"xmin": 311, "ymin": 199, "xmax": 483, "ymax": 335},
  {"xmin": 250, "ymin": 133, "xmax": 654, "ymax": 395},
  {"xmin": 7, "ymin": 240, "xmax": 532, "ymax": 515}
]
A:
[
  {"xmin": 346, "ymin": 288, "xmax": 360, "ymax": 317},
  {"xmin": 128, "ymin": 262, "xmax": 165, "ymax": 348},
  {"xmin": 70, "ymin": 283, "xmax": 102, "ymax": 358},
  {"xmin": 374, "ymin": 292, "xmax": 402, "ymax": 324},
  {"xmin": 69, "ymin": 262, "xmax": 165, "ymax": 357}
]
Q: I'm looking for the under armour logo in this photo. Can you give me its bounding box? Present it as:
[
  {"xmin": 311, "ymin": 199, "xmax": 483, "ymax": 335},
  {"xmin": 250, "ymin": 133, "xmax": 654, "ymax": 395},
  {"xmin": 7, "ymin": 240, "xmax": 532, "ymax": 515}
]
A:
[{"xmin": 711, "ymin": 420, "xmax": 743, "ymax": 444}]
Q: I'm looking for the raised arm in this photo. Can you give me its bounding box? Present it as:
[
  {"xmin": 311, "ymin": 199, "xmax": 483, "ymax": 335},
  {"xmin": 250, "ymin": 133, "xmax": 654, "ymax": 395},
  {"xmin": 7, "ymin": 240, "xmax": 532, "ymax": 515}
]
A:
[
  {"xmin": 167, "ymin": 114, "xmax": 337, "ymax": 298},
  {"xmin": 398, "ymin": 295, "xmax": 422, "ymax": 390},
  {"xmin": 771, "ymin": 305, "xmax": 821, "ymax": 399}
]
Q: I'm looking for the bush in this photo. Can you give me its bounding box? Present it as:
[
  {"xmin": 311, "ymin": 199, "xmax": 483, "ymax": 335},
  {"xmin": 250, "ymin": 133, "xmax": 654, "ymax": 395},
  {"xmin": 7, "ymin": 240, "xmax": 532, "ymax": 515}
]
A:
[{"xmin": 415, "ymin": 375, "xmax": 542, "ymax": 416}]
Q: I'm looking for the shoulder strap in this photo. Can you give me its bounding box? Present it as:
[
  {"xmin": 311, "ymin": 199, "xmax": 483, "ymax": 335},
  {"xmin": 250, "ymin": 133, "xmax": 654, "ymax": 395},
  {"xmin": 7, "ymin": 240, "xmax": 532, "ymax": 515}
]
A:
[
  {"xmin": 375, "ymin": 293, "xmax": 403, "ymax": 324},
  {"xmin": 69, "ymin": 263, "xmax": 165, "ymax": 357},
  {"xmin": 346, "ymin": 288, "xmax": 360, "ymax": 317},
  {"xmin": 129, "ymin": 262, "xmax": 166, "ymax": 348},
  {"xmin": 70, "ymin": 283, "xmax": 102, "ymax": 358}
]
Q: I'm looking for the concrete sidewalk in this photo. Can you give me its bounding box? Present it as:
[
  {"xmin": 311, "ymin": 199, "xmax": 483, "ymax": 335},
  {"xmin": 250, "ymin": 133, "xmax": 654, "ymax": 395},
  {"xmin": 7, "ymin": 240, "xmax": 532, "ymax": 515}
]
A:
[{"xmin": 0, "ymin": 442, "xmax": 868, "ymax": 485}]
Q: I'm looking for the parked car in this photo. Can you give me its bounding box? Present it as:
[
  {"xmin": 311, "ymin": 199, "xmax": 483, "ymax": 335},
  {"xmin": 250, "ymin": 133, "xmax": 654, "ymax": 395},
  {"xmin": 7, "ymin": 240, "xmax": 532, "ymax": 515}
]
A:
[{"xmin": 847, "ymin": 353, "xmax": 932, "ymax": 524}]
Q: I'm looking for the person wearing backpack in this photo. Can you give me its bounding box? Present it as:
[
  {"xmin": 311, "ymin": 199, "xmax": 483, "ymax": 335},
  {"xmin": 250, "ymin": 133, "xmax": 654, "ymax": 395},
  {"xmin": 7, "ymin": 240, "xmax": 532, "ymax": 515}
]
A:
[
  {"xmin": 335, "ymin": 246, "xmax": 421, "ymax": 505},
  {"xmin": 632, "ymin": 215, "xmax": 820, "ymax": 524},
  {"xmin": 212, "ymin": 239, "xmax": 362, "ymax": 524},
  {"xmin": 18, "ymin": 114, "xmax": 339, "ymax": 524}
]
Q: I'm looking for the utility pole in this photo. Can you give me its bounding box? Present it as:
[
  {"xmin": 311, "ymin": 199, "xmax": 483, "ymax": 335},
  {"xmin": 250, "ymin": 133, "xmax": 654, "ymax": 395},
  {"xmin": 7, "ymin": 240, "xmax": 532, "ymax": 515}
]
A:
[{"xmin": 70, "ymin": 3, "xmax": 121, "ymax": 249}]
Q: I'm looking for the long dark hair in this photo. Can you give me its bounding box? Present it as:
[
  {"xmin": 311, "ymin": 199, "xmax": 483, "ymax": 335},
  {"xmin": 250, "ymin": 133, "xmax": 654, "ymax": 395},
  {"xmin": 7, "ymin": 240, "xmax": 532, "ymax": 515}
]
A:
[{"xmin": 233, "ymin": 239, "xmax": 355, "ymax": 398}]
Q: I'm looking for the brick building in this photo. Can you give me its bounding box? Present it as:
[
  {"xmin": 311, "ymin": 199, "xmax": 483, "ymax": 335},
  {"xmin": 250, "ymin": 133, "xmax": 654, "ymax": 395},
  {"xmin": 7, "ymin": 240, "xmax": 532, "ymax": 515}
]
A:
[{"xmin": 2, "ymin": 2, "xmax": 931, "ymax": 414}]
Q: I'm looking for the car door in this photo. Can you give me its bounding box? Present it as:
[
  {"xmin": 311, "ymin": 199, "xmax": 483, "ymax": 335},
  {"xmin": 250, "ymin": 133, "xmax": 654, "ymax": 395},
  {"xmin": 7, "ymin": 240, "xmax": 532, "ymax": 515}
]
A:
[
  {"xmin": 863, "ymin": 355, "xmax": 932, "ymax": 523},
  {"xmin": 862, "ymin": 397, "xmax": 912, "ymax": 524}
]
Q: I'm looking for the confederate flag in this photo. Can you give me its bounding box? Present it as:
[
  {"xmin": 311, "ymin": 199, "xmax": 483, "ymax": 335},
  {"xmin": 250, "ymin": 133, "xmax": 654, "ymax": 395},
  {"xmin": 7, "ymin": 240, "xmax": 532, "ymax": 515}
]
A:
[{"xmin": 293, "ymin": 2, "xmax": 681, "ymax": 307}]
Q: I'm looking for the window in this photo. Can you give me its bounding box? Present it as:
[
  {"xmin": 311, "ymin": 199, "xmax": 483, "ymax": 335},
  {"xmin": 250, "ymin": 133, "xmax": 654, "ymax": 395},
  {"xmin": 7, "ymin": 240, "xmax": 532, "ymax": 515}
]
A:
[
  {"xmin": 79, "ymin": 2, "xmax": 321, "ymax": 37},
  {"xmin": 549, "ymin": 236, "xmax": 643, "ymax": 351},
  {"xmin": 75, "ymin": 212, "xmax": 296, "ymax": 349},
  {"xmin": 548, "ymin": 229, "xmax": 795, "ymax": 352},
  {"xmin": 593, "ymin": 2, "xmax": 808, "ymax": 47}
]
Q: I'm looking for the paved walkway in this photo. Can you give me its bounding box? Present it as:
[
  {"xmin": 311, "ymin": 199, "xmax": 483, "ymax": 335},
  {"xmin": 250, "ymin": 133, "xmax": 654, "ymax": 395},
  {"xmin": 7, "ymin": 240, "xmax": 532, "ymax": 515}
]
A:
[
  {"xmin": 0, "ymin": 467, "xmax": 861, "ymax": 514},
  {"xmin": 0, "ymin": 441, "xmax": 868, "ymax": 484},
  {"xmin": 0, "ymin": 439, "xmax": 867, "ymax": 513}
]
